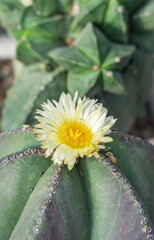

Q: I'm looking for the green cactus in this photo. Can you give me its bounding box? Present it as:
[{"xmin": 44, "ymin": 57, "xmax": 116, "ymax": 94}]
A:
[
  {"xmin": 0, "ymin": 127, "xmax": 154, "ymax": 240},
  {"xmin": 0, "ymin": 0, "xmax": 154, "ymax": 132}
]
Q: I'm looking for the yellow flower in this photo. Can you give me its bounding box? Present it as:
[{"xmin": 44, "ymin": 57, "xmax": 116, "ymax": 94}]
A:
[{"xmin": 33, "ymin": 92, "xmax": 116, "ymax": 170}]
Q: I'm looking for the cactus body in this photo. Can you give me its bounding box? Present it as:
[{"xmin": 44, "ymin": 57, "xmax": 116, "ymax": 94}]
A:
[{"xmin": 0, "ymin": 127, "xmax": 154, "ymax": 240}]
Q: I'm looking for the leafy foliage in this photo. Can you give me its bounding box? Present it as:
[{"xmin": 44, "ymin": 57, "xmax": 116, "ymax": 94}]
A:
[
  {"xmin": 50, "ymin": 23, "xmax": 135, "ymax": 95},
  {"xmin": 0, "ymin": 0, "xmax": 154, "ymax": 132}
]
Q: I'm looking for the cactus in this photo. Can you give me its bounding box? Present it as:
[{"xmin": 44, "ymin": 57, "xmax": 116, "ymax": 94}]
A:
[
  {"xmin": 0, "ymin": 127, "xmax": 154, "ymax": 240},
  {"xmin": 0, "ymin": 0, "xmax": 154, "ymax": 132}
]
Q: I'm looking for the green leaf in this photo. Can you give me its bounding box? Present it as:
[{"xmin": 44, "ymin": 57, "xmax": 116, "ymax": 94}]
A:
[
  {"xmin": 93, "ymin": 27, "xmax": 111, "ymax": 63},
  {"xmin": 0, "ymin": 0, "xmax": 24, "ymax": 34},
  {"xmin": 50, "ymin": 24, "xmax": 135, "ymax": 95},
  {"xmin": 0, "ymin": 153, "xmax": 51, "ymax": 240},
  {"xmin": 67, "ymin": 69, "xmax": 100, "ymax": 96},
  {"xmin": 102, "ymin": 0, "xmax": 128, "ymax": 43},
  {"xmin": 76, "ymin": 0, "xmax": 94, "ymax": 9},
  {"xmin": 102, "ymin": 51, "xmax": 154, "ymax": 132},
  {"xmin": 132, "ymin": 32, "xmax": 154, "ymax": 54},
  {"xmin": 58, "ymin": 0, "xmax": 73, "ymax": 12},
  {"xmin": 16, "ymin": 8, "xmax": 71, "ymax": 62},
  {"xmin": 28, "ymin": 16, "xmax": 71, "ymax": 58},
  {"xmin": 50, "ymin": 46, "xmax": 93, "ymax": 71},
  {"xmin": 102, "ymin": 70, "xmax": 125, "ymax": 94},
  {"xmin": 71, "ymin": 0, "xmax": 107, "ymax": 32},
  {"xmin": 109, "ymin": 132, "xmax": 154, "ymax": 222},
  {"xmin": 119, "ymin": 0, "xmax": 149, "ymax": 14},
  {"xmin": 0, "ymin": 129, "xmax": 40, "ymax": 159},
  {"xmin": 72, "ymin": 0, "xmax": 128, "ymax": 43},
  {"xmin": 33, "ymin": 0, "xmax": 73, "ymax": 16},
  {"xmin": 17, "ymin": 40, "xmax": 44, "ymax": 64},
  {"xmin": 32, "ymin": 0, "xmax": 58, "ymax": 16},
  {"xmin": 79, "ymin": 156, "xmax": 154, "ymax": 240},
  {"xmin": 2, "ymin": 62, "xmax": 61, "ymax": 130},
  {"xmin": 20, "ymin": 6, "xmax": 42, "ymax": 28},
  {"xmin": 10, "ymin": 166, "xmax": 88, "ymax": 240},
  {"xmin": 102, "ymin": 43, "xmax": 135, "ymax": 71},
  {"xmin": 26, "ymin": 73, "xmax": 67, "ymax": 126},
  {"xmin": 131, "ymin": 0, "xmax": 154, "ymax": 32},
  {"xmin": 75, "ymin": 23, "xmax": 100, "ymax": 65},
  {"xmin": 130, "ymin": 0, "xmax": 154, "ymax": 53}
]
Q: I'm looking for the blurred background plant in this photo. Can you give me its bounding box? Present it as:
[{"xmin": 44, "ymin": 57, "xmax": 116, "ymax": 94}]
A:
[{"xmin": 0, "ymin": 0, "xmax": 154, "ymax": 138}]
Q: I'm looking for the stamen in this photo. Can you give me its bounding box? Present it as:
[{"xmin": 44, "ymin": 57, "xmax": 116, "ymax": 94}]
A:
[{"xmin": 69, "ymin": 128, "xmax": 82, "ymax": 139}]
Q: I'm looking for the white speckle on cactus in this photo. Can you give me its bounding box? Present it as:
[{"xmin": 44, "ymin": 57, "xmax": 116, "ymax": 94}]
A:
[
  {"xmin": 37, "ymin": 218, "xmax": 43, "ymax": 224},
  {"xmin": 106, "ymin": 71, "xmax": 113, "ymax": 77},
  {"xmin": 36, "ymin": 10, "xmax": 41, "ymax": 16},
  {"xmin": 114, "ymin": 56, "xmax": 121, "ymax": 63},
  {"xmin": 92, "ymin": 65, "xmax": 99, "ymax": 70},
  {"xmin": 117, "ymin": 6, "xmax": 124, "ymax": 13},
  {"xmin": 29, "ymin": 237, "xmax": 34, "ymax": 240},
  {"xmin": 33, "ymin": 226, "xmax": 40, "ymax": 234}
]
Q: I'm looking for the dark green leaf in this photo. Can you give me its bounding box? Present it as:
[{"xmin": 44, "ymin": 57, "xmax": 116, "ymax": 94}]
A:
[
  {"xmin": 75, "ymin": 23, "xmax": 100, "ymax": 65},
  {"xmin": 102, "ymin": 70, "xmax": 125, "ymax": 94},
  {"xmin": 17, "ymin": 10, "xmax": 71, "ymax": 61},
  {"xmin": 76, "ymin": 0, "xmax": 94, "ymax": 9},
  {"xmin": 102, "ymin": 0, "xmax": 128, "ymax": 43},
  {"xmin": 26, "ymin": 74, "xmax": 67, "ymax": 125},
  {"xmin": 33, "ymin": 0, "xmax": 73, "ymax": 16},
  {"xmin": 67, "ymin": 69, "xmax": 100, "ymax": 96},
  {"xmin": 131, "ymin": 32, "xmax": 154, "ymax": 54},
  {"xmin": 32, "ymin": 0, "xmax": 58, "ymax": 16},
  {"xmin": 50, "ymin": 46, "xmax": 93, "ymax": 71},
  {"xmin": 131, "ymin": 0, "xmax": 154, "ymax": 32},
  {"xmin": 58, "ymin": 0, "xmax": 74, "ymax": 13},
  {"xmin": 119, "ymin": 0, "xmax": 149, "ymax": 14},
  {"xmin": 21, "ymin": 6, "xmax": 42, "ymax": 29},
  {"xmin": 93, "ymin": 27, "xmax": 110, "ymax": 63},
  {"xmin": 0, "ymin": 1, "xmax": 24, "ymax": 34},
  {"xmin": 71, "ymin": 0, "xmax": 107, "ymax": 33},
  {"xmin": 102, "ymin": 51, "xmax": 154, "ymax": 132},
  {"xmin": 102, "ymin": 43, "xmax": 135, "ymax": 71},
  {"xmin": 17, "ymin": 40, "xmax": 44, "ymax": 64},
  {"xmin": 2, "ymin": 62, "xmax": 60, "ymax": 130}
]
